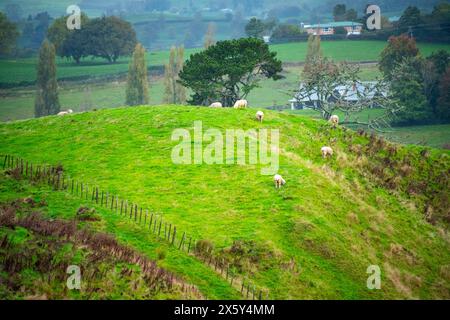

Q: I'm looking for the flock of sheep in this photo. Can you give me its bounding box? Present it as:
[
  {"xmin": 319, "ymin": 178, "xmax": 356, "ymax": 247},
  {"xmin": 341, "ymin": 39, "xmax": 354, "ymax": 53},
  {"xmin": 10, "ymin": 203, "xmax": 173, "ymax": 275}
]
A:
[
  {"xmin": 60, "ymin": 100, "xmax": 340, "ymax": 189},
  {"xmin": 209, "ymin": 100, "xmax": 340, "ymax": 189}
]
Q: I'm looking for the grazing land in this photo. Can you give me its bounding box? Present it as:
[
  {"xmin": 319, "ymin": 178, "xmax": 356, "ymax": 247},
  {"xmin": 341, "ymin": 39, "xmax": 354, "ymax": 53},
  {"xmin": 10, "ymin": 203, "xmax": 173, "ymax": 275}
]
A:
[{"xmin": 1, "ymin": 106, "xmax": 449, "ymax": 299}]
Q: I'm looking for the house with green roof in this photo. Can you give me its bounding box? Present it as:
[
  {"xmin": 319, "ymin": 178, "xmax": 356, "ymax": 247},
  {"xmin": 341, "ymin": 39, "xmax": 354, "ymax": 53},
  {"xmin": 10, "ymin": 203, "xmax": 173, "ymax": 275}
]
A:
[{"xmin": 304, "ymin": 21, "xmax": 363, "ymax": 36}]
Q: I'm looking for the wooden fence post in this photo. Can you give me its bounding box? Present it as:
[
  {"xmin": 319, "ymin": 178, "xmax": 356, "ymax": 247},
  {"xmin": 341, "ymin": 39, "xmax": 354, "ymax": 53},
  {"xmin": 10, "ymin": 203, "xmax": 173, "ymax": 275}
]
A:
[
  {"xmin": 111, "ymin": 195, "xmax": 115, "ymax": 210},
  {"xmin": 179, "ymin": 232, "xmax": 186, "ymax": 250},
  {"xmin": 120, "ymin": 200, "xmax": 123, "ymax": 215},
  {"xmin": 167, "ymin": 224, "xmax": 172, "ymax": 241},
  {"xmin": 2, "ymin": 155, "xmax": 7, "ymax": 169},
  {"xmin": 172, "ymin": 227, "xmax": 176, "ymax": 245},
  {"xmin": 158, "ymin": 220, "xmax": 162, "ymax": 237},
  {"xmin": 130, "ymin": 203, "xmax": 133, "ymax": 219},
  {"xmin": 187, "ymin": 237, "xmax": 192, "ymax": 253},
  {"xmin": 149, "ymin": 213, "xmax": 154, "ymax": 230}
]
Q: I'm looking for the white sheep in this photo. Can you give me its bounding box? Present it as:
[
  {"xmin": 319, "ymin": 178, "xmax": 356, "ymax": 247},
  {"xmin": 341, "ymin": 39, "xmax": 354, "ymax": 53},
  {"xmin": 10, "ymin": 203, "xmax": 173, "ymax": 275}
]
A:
[
  {"xmin": 233, "ymin": 99, "xmax": 248, "ymax": 109},
  {"xmin": 255, "ymin": 111, "xmax": 264, "ymax": 122},
  {"xmin": 57, "ymin": 109, "xmax": 73, "ymax": 116},
  {"xmin": 321, "ymin": 146, "xmax": 333, "ymax": 158},
  {"xmin": 274, "ymin": 174, "xmax": 286, "ymax": 189},
  {"xmin": 209, "ymin": 102, "xmax": 223, "ymax": 108},
  {"xmin": 329, "ymin": 115, "xmax": 339, "ymax": 127}
]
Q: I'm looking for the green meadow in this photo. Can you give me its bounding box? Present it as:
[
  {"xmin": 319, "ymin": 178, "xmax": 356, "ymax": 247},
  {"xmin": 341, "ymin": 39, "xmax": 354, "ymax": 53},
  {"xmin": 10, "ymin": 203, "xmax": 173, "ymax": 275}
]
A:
[{"xmin": 0, "ymin": 106, "xmax": 449, "ymax": 299}]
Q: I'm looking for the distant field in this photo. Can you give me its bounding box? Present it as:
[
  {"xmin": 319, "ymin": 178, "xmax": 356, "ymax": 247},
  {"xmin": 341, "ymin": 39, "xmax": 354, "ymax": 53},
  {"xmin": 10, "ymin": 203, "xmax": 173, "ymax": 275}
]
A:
[
  {"xmin": 0, "ymin": 65, "xmax": 379, "ymax": 122},
  {"xmin": 1, "ymin": 41, "xmax": 449, "ymax": 85},
  {"xmin": 287, "ymin": 109, "xmax": 450, "ymax": 149}
]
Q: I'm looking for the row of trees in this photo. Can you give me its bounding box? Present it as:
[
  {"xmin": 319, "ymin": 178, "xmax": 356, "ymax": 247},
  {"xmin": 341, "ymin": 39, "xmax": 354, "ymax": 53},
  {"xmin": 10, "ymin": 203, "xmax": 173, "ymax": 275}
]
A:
[
  {"xmin": 379, "ymin": 35, "xmax": 450, "ymax": 125},
  {"xmin": 47, "ymin": 15, "xmax": 137, "ymax": 63},
  {"xmin": 34, "ymin": 39, "xmax": 150, "ymax": 117}
]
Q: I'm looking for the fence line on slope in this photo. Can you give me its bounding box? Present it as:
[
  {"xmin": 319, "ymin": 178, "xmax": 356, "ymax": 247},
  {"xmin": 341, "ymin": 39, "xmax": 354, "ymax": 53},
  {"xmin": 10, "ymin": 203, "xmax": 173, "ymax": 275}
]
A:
[{"xmin": 2, "ymin": 154, "xmax": 269, "ymax": 300}]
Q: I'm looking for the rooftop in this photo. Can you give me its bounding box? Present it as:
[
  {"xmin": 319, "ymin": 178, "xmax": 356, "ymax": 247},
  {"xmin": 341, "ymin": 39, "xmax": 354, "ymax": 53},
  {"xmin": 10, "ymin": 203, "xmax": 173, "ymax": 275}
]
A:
[{"xmin": 304, "ymin": 21, "xmax": 363, "ymax": 29}]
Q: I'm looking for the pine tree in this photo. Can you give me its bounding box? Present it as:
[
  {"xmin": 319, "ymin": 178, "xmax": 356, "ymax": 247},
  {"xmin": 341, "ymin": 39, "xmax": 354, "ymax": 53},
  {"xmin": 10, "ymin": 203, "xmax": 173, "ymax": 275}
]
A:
[
  {"xmin": 126, "ymin": 43, "xmax": 149, "ymax": 106},
  {"xmin": 35, "ymin": 39, "xmax": 60, "ymax": 118},
  {"xmin": 204, "ymin": 23, "xmax": 216, "ymax": 49},
  {"xmin": 163, "ymin": 46, "xmax": 186, "ymax": 104}
]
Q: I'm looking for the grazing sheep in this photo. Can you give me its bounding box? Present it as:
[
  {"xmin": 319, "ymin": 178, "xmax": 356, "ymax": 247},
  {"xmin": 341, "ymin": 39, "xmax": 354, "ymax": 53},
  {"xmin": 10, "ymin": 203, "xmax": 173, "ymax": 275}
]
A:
[
  {"xmin": 274, "ymin": 174, "xmax": 286, "ymax": 189},
  {"xmin": 209, "ymin": 102, "xmax": 223, "ymax": 108},
  {"xmin": 321, "ymin": 146, "xmax": 333, "ymax": 158},
  {"xmin": 57, "ymin": 109, "xmax": 73, "ymax": 116},
  {"xmin": 256, "ymin": 111, "xmax": 264, "ymax": 122},
  {"xmin": 233, "ymin": 99, "xmax": 248, "ymax": 109},
  {"xmin": 329, "ymin": 115, "xmax": 339, "ymax": 127}
]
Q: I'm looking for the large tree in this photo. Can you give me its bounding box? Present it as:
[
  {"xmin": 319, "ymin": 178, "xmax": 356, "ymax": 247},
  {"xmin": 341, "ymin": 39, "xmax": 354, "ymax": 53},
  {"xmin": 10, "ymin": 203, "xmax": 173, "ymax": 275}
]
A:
[
  {"xmin": 35, "ymin": 39, "xmax": 60, "ymax": 117},
  {"xmin": 179, "ymin": 38, "xmax": 283, "ymax": 107},
  {"xmin": 379, "ymin": 34, "xmax": 419, "ymax": 80},
  {"xmin": 390, "ymin": 57, "xmax": 432, "ymax": 126},
  {"xmin": 245, "ymin": 18, "xmax": 266, "ymax": 38},
  {"xmin": 126, "ymin": 43, "xmax": 149, "ymax": 106},
  {"xmin": 47, "ymin": 13, "xmax": 89, "ymax": 62},
  {"xmin": 398, "ymin": 6, "xmax": 423, "ymax": 29},
  {"xmin": 83, "ymin": 16, "xmax": 137, "ymax": 63},
  {"xmin": 437, "ymin": 67, "xmax": 450, "ymax": 122},
  {"xmin": 333, "ymin": 4, "xmax": 347, "ymax": 21},
  {"xmin": 163, "ymin": 46, "xmax": 186, "ymax": 104},
  {"xmin": 0, "ymin": 12, "xmax": 19, "ymax": 56}
]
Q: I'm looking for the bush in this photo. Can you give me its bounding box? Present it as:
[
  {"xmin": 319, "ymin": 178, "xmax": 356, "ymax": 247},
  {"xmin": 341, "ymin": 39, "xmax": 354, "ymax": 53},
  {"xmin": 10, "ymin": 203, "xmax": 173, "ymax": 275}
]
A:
[{"xmin": 195, "ymin": 239, "xmax": 214, "ymax": 257}]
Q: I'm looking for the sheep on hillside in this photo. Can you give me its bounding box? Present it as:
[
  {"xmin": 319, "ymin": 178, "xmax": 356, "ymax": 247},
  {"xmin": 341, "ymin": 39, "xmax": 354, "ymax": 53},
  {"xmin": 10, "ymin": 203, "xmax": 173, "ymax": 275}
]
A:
[
  {"xmin": 233, "ymin": 99, "xmax": 248, "ymax": 109},
  {"xmin": 329, "ymin": 115, "xmax": 339, "ymax": 127},
  {"xmin": 321, "ymin": 146, "xmax": 333, "ymax": 158},
  {"xmin": 209, "ymin": 102, "xmax": 223, "ymax": 108},
  {"xmin": 57, "ymin": 109, "xmax": 73, "ymax": 116},
  {"xmin": 256, "ymin": 111, "xmax": 264, "ymax": 122},
  {"xmin": 274, "ymin": 174, "xmax": 286, "ymax": 189}
]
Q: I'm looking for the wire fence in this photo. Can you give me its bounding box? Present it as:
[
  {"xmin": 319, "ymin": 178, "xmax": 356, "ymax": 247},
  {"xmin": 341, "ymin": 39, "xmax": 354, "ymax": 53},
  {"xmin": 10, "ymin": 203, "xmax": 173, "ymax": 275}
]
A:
[{"xmin": 2, "ymin": 154, "xmax": 269, "ymax": 300}]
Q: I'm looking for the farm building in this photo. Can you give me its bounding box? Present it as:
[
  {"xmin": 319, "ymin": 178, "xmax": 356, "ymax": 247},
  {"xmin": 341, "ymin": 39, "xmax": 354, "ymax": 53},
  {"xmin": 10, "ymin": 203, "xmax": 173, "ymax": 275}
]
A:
[
  {"xmin": 304, "ymin": 21, "xmax": 363, "ymax": 36},
  {"xmin": 289, "ymin": 81, "xmax": 387, "ymax": 110}
]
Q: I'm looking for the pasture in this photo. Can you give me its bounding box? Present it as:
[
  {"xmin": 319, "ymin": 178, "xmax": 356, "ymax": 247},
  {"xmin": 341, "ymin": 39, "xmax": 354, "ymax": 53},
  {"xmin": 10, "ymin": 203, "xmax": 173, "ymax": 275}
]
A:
[
  {"xmin": 1, "ymin": 40, "xmax": 449, "ymax": 85},
  {"xmin": 0, "ymin": 106, "xmax": 449, "ymax": 299}
]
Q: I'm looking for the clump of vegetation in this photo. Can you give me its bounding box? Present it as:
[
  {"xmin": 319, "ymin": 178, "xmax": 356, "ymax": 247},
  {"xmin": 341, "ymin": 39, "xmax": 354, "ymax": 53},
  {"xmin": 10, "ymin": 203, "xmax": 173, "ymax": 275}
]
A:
[
  {"xmin": 0, "ymin": 199, "xmax": 201, "ymax": 299},
  {"xmin": 195, "ymin": 239, "xmax": 214, "ymax": 258},
  {"xmin": 217, "ymin": 240, "xmax": 280, "ymax": 274},
  {"xmin": 76, "ymin": 206, "xmax": 100, "ymax": 222}
]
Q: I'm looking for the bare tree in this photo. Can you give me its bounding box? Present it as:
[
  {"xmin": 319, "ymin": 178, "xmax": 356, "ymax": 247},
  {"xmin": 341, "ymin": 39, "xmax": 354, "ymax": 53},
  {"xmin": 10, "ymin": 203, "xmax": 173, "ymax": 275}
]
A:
[{"xmin": 293, "ymin": 56, "xmax": 402, "ymax": 131}]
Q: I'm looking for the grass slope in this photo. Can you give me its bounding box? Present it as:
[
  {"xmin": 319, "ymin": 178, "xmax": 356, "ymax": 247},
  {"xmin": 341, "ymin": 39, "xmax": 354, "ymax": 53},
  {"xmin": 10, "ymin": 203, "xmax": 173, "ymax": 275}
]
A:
[{"xmin": 0, "ymin": 105, "xmax": 449, "ymax": 299}]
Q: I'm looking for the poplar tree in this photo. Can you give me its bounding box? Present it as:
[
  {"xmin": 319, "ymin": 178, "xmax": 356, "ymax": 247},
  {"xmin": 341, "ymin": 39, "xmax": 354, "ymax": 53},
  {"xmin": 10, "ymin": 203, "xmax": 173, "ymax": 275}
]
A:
[
  {"xmin": 204, "ymin": 23, "xmax": 216, "ymax": 49},
  {"xmin": 303, "ymin": 35, "xmax": 323, "ymax": 77},
  {"xmin": 126, "ymin": 43, "xmax": 149, "ymax": 106},
  {"xmin": 35, "ymin": 39, "xmax": 60, "ymax": 117},
  {"xmin": 163, "ymin": 46, "xmax": 186, "ymax": 104}
]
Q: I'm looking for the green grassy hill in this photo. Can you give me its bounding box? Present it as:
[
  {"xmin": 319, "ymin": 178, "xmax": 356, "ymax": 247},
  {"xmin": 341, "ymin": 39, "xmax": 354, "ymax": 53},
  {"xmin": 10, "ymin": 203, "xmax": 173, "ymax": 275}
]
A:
[{"xmin": 0, "ymin": 105, "xmax": 449, "ymax": 299}]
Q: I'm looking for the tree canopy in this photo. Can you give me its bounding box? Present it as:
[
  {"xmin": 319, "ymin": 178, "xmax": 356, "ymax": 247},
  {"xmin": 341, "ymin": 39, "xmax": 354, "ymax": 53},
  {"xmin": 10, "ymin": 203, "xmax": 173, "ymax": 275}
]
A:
[
  {"xmin": 0, "ymin": 12, "xmax": 19, "ymax": 56},
  {"xmin": 179, "ymin": 38, "xmax": 283, "ymax": 107},
  {"xmin": 47, "ymin": 15, "xmax": 136, "ymax": 63}
]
